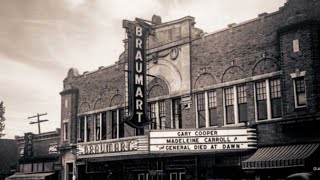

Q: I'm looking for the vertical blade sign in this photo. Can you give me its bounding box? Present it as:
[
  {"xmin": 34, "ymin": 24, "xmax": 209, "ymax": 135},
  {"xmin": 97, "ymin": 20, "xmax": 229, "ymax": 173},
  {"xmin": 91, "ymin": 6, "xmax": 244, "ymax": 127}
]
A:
[
  {"xmin": 123, "ymin": 19, "xmax": 151, "ymax": 128},
  {"xmin": 24, "ymin": 132, "xmax": 34, "ymax": 157}
]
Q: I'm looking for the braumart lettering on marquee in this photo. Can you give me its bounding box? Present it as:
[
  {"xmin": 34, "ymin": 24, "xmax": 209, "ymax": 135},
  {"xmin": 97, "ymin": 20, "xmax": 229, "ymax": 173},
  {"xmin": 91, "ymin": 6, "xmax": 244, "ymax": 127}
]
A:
[{"xmin": 77, "ymin": 136, "xmax": 148, "ymax": 158}]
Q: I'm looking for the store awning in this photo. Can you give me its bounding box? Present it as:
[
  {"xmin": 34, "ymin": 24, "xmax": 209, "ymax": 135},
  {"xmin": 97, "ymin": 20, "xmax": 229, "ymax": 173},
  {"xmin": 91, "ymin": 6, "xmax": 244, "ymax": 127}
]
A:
[
  {"xmin": 5, "ymin": 172, "xmax": 54, "ymax": 180},
  {"xmin": 242, "ymin": 144, "xmax": 319, "ymax": 169}
]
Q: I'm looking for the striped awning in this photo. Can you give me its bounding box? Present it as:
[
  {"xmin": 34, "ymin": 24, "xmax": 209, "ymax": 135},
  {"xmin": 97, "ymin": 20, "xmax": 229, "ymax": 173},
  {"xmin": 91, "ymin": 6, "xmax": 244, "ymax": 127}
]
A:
[
  {"xmin": 242, "ymin": 144, "xmax": 319, "ymax": 169},
  {"xmin": 5, "ymin": 172, "xmax": 54, "ymax": 180}
]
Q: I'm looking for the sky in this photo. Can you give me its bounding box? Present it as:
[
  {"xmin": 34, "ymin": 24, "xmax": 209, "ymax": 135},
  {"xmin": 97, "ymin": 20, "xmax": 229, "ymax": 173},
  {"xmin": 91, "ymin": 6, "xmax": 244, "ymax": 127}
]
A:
[{"xmin": 0, "ymin": 0, "xmax": 286, "ymax": 139}]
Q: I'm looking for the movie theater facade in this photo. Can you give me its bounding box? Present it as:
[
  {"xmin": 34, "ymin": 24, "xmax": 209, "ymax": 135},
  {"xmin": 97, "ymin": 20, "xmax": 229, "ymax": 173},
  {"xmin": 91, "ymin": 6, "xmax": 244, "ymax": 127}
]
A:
[{"xmin": 59, "ymin": 0, "xmax": 320, "ymax": 179}]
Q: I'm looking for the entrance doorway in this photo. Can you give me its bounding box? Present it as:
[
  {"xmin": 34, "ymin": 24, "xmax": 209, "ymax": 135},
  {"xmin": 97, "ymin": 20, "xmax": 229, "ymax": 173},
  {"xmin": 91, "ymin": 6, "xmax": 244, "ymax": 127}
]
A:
[{"xmin": 169, "ymin": 172, "xmax": 185, "ymax": 180}]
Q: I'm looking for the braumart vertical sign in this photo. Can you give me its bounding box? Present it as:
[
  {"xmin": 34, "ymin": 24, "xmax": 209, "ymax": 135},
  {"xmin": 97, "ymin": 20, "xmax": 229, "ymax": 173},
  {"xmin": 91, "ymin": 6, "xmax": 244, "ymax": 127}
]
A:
[{"xmin": 123, "ymin": 19, "xmax": 152, "ymax": 128}]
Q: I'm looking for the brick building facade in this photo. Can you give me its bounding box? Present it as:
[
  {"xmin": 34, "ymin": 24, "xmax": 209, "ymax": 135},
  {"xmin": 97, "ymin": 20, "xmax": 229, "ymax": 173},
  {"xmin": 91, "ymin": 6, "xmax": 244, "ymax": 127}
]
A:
[
  {"xmin": 6, "ymin": 130, "xmax": 61, "ymax": 180},
  {"xmin": 59, "ymin": 0, "xmax": 320, "ymax": 179}
]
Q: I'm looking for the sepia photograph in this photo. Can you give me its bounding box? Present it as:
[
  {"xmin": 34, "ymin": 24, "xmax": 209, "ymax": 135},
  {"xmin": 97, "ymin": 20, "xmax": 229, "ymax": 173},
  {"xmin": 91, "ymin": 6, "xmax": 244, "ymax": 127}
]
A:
[{"xmin": 1, "ymin": 0, "xmax": 320, "ymax": 179}]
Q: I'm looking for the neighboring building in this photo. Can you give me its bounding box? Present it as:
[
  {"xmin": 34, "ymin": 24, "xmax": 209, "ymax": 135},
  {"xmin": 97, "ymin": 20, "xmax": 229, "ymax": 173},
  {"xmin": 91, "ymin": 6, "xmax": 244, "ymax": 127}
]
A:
[
  {"xmin": 59, "ymin": 0, "xmax": 320, "ymax": 179},
  {"xmin": 0, "ymin": 139, "xmax": 18, "ymax": 180},
  {"xmin": 6, "ymin": 130, "xmax": 61, "ymax": 180}
]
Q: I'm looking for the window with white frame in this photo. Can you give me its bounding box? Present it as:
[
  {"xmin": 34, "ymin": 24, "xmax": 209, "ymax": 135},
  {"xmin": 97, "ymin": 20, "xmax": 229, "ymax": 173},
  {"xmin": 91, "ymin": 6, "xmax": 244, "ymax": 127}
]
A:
[
  {"xmin": 169, "ymin": 172, "xmax": 185, "ymax": 180},
  {"xmin": 159, "ymin": 101, "xmax": 166, "ymax": 129},
  {"xmin": 172, "ymin": 98, "xmax": 182, "ymax": 129},
  {"xmin": 138, "ymin": 173, "xmax": 149, "ymax": 180},
  {"xmin": 149, "ymin": 102, "xmax": 157, "ymax": 129},
  {"xmin": 237, "ymin": 85, "xmax": 248, "ymax": 123},
  {"xmin": 225, "ymin": 87, "xmax": 235, "ymax": 125},
  {"xmin": 63, "ymin": 119, "xmax": 68, "ymax": 141},
  {"xmin": 66, "ymin": 163, "xmax": 73, "ymax": 180},
  {"xmin": 111, "ymin": 108, "xmax": 124, "ymax": 139},
  {"xmin": 94, "ymin": 114, "xmax": 100, "ymax": 141},
  {"xmin": 196, "ymin": 93, "xmax": 206, "ymax": 128},
  {"xmin": 78, "ymin": 116, "xmax": 85, "ymax": 142},
  {"xmin": 93, "ymin": 113, "xmax": 107, "ymax": 141},
  {"xmin": 292, "ymin": 39, "xmax": 300, "ymax": 52},
  {"xmin": 224, "ymin": 85, "xmax": 248, "ymax": 125},
  {"xmin": 196, "ymin": 91, "xmax": 218, "ymax": 128},
  {"xmin": 86, "ymin": 116, "xmax": 91, "ymax": 142},
  {"xmin": 208, "ymin": 91, "xmax": 218, "ymax": 126},
  {"xmin": 255, "ymin": 78, "xmax": 282, "ymax": 121},
  {"xmin": 149, "ymin": 100, "xmax": 166, "ymax": 130},
  {"xmin": 94, "ymin": 112, "xmax": 107, "ymax": 141},
  {"xmin": 101, "ymin": 112, "xmax": 107, "ymax": 140},
  {"xmin": 294, "ymin": 77, "xmax": 307, "ymax": 107}
]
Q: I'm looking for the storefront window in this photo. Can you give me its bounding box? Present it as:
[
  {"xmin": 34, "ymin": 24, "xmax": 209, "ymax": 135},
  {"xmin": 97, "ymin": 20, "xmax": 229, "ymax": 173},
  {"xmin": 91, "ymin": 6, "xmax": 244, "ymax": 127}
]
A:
[
  {"xmin": 66, "ymin": 163, "xmax": 73, "ymax": 180},
  {"xmin": 44, "ymin": 162, "xmax": 53, "ymax": 172}
]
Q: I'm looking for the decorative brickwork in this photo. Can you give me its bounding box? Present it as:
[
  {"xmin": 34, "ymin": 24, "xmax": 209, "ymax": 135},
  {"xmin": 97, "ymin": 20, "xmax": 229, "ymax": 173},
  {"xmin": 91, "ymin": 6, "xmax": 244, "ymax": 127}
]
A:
[
  {"xmin": 194, "ymin": 73, "xmax": 216, "ymax": 89},
  {"xmin": 148, "ymin": 77, "xmax": 169, "ymax": 98}
]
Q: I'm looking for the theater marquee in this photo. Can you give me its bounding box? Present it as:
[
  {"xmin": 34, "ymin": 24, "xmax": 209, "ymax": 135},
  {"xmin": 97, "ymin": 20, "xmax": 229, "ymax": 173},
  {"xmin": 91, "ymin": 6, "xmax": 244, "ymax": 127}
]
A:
[
  {"xmin": 77, "ymin": 136, "xmax": 148, "ymax": 159},
  {"xmin": 149, "ymin": 128, "xmax": 257, "ymax": 153}
]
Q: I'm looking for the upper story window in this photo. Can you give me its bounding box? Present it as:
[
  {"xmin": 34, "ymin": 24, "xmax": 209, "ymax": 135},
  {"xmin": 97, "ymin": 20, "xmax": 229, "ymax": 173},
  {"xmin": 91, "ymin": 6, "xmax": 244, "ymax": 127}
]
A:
[
  {"xmin": 95, "ymin": 114, "xmax": 101, "ymax": 141},
  {"xmin": 63, "ymin": 119, "xmax": 68, "ymax": 141},
  {"xmin": 196, "ymin": 91, "xmax": 217, "ymax": 128},
  {"xmin": 290, "ymin": 70, "xmax": 307, "ymax": 108},
  {"xmin": 94, "ymin": 112, "xmax": 107, "ymax": 141},
  {"xmin": 112, "ymin": 108, "xmax": 124, "ymax": 139},
  {"xmin": 255, "ymin": 78, "xmax": 282, "ymax": 121},
  {"xmin": 172, "ymin": 98, "xmax": 182, "ymax": 129},
  {"xmin": 150, "ymin": 102, "xmax": 157, "ymax": 129},
  {"xmin": 78, "ymin": 116, "xmax": 85, "ymax": 142},
  {"xmin": 78, "ymin": 116, "xmax": 91, "ymax": 142},
  {"xmin": 294, "ymin": 77, "xmax": 307, "ymax": 107},
  {"xmin": 292, "ymin": 39, "xmax": 300, "ymax": 52},
  {"xmin": 149, "ymin": 100, "xmax": 166, "ymax": 130},
  {"xmin": 237, "ymin": 85, "xmax": 248, "ymax": 123},
  {"xmin": 64, "ymin": 99, "xmax": 68, "ymax": 108},
  {"xmin": 224, "ymin": 85, "xmax": 248, "ymax": 125},
  {"xmin": 208, "ymin": 91, "xmax": 218, "ymax": 126},
  {"xmin": 159, "ymin": 101, "xmax": 166, "ymax": 128},
  {"xmin": 196, "ymin": 93, "xmax": 206, "ymax": 128},
  {"xmin": 225, "ymin": 87, "xmax": 235, "ymax": 125}
]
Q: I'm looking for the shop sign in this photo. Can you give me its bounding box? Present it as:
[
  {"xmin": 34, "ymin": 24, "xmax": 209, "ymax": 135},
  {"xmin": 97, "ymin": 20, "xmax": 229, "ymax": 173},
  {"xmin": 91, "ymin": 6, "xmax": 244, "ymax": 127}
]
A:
[
  {"xmin": 24, "ymin": 132, "xmax": 34, "ymax": 157},
  {"xmin": 77, "ymin": 136, "xmax": 148, "ymax": 158},
  {"xmin": 123, "ymin": 19, "xmax": 152, "ymax": 128},
  {"xmin": 149, "ymin": 128, "xmax": 257, "ymax": 153},
  {"xmin": 49, "ymin": 144, "xmax": 58, "ymax": 154}
]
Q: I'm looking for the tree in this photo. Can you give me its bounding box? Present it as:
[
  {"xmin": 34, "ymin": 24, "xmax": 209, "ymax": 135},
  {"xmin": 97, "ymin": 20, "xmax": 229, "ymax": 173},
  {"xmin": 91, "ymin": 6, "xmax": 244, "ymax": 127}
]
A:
[{"xmin": 0, "ymin": 101, "xmax": 5, "ymax": 138}]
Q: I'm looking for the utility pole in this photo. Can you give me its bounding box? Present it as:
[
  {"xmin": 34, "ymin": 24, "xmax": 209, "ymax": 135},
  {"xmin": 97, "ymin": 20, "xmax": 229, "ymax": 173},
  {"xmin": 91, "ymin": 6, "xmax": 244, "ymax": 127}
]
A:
[{"xmin": 28, "ymin": 113, "xmax": 48, "ymax": 134}]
